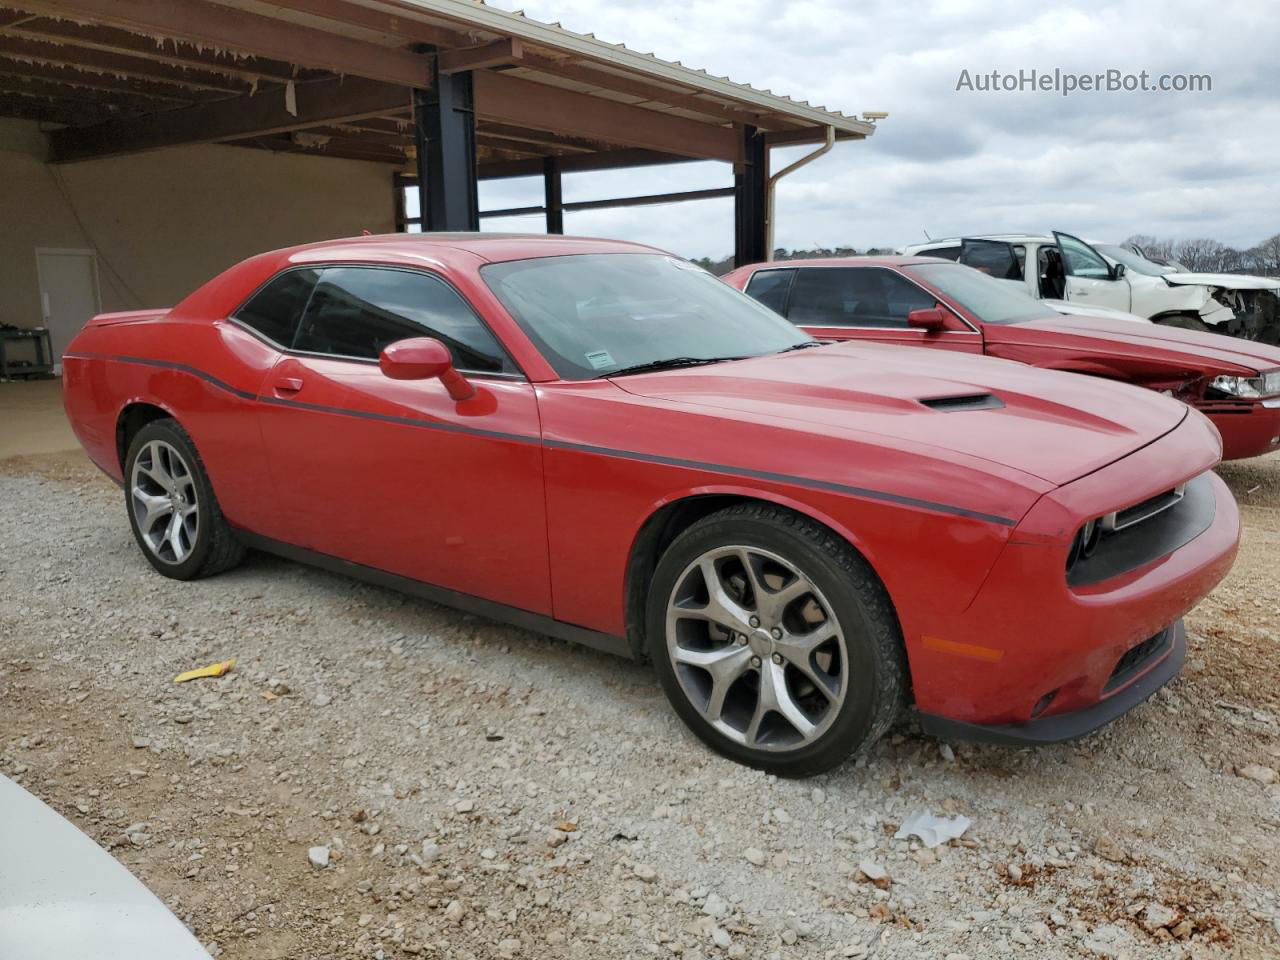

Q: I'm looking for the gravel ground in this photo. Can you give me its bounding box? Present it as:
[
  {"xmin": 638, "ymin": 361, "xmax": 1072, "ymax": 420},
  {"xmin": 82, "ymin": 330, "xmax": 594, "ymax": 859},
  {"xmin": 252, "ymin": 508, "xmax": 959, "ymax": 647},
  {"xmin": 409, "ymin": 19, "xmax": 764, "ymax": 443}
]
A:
[{"xmin": 1, "ymin": 451, "xmax": 1278, "ymax": 960}]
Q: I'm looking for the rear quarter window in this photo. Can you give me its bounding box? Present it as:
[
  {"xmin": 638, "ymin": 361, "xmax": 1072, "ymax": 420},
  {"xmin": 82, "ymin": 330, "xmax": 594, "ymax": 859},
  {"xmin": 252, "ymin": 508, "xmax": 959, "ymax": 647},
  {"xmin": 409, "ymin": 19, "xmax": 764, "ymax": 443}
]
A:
[{"xmin": 232, "ymin": 269, "xmax": 319, "ymax": 346}]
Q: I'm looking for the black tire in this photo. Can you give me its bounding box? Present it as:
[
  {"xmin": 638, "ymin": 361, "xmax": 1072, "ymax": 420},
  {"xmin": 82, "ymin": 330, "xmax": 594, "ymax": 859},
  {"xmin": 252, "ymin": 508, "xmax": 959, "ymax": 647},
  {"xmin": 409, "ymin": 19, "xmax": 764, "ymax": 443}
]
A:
[
  {"xmin": 1156, "ymin": 314, "xmax": 1212, "ymax": 334},
  {"xmin": 646, "ymin": 502, "xmax": 905, "ymax": 777},
  {"xmin": 123, "ymin": 418, "xmax": 245, "ymax": 580}
]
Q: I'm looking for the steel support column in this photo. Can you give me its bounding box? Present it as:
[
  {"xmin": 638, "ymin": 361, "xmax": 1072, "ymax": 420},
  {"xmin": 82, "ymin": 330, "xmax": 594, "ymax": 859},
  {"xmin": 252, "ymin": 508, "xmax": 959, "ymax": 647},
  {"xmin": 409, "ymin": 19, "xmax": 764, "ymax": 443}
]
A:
[
  {"xmin": 414, "ymin": 58, "xmax": 478, "ymax": 231},
  {"xmin": 734, "ymin": 125, "xmax": 768, "ymax": 268},
  {"xmin": 543, "ymin": 156, "xmax": 564, "ymax": 234}
]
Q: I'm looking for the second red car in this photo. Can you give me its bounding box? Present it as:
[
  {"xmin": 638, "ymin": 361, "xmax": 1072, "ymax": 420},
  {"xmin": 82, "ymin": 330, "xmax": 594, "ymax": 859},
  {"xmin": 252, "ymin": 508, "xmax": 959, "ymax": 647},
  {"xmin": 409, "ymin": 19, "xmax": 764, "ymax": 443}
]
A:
[{"xmin": 725, "ymin": 256, "xmax": 1280, "ymax": 460}]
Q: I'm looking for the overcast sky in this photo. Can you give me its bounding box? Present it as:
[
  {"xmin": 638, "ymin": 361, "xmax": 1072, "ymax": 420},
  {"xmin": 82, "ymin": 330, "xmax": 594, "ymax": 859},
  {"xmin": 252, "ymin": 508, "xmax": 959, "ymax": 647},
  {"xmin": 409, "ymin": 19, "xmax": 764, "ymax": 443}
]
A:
[{"xmin": 476, "ymin": 0, "xmax": 1280, "ymax": 261}]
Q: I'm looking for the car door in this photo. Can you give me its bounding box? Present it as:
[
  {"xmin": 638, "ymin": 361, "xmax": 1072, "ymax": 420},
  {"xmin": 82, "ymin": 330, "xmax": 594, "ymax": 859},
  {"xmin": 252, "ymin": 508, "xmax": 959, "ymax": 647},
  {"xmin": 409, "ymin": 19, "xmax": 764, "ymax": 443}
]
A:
[
  {"xmin": 1053, "ymin": 231, "xmax": 1132, "ymax": 311},
  {"xmin": 747, "ymin": 265, "xmax": 982, "ymax": 353},
  {"xmin": 255, "ymin": 265, "xmax": 552, "ymax": 615}
]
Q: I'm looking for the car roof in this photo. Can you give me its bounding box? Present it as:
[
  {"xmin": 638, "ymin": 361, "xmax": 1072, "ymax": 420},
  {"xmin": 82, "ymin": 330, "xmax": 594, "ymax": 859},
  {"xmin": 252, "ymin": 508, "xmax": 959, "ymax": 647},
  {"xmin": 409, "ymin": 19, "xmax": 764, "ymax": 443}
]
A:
[
  {"xmin": 903, "ymin": 234, "xmax": 1052, "ymax": 249},
  {"xmin": 272, "ymin": 232, "xmax": 666, "ymax": 268},
  {"xmin": 736, "ymin": 255, "xmax": 944, "ymax": 271}
]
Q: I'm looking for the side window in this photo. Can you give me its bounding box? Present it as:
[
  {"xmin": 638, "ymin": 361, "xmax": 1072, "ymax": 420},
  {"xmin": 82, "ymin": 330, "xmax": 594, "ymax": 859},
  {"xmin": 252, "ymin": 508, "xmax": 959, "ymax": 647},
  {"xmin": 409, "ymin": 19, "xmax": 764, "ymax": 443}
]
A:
[
  {"xmin": 1057, "ymin": 235, "xmax": 1112, "ymax": 280},
  {"xmin": 293, "ymin": 267, "xmax": 513, "ymax": 374},
  {"xmin": 233, "ymin": 268, "xmax": 319, "ymax": 346},
  {"xmin": 743, "ymin": 269, "xmax": 796, "ymax": 316},
  {"xmin": 958, "ymin": 242, "xmax": 1023, "ymax": 280},
  {"xmin": 788, "ymin": 268, "xmax": 937, "ymax": 328},
  {"xmin": 916, "ymin": 246, "xmax": 961, "ymax": 261}
]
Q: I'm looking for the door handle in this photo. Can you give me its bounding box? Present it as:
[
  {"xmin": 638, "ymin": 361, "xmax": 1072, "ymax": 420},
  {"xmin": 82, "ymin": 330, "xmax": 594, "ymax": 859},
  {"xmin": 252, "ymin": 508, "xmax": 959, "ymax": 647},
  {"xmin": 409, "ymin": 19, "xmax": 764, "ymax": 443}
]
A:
[{"xmin": 273, "ymin": 377, "xmax": 304, "ymax": 395}]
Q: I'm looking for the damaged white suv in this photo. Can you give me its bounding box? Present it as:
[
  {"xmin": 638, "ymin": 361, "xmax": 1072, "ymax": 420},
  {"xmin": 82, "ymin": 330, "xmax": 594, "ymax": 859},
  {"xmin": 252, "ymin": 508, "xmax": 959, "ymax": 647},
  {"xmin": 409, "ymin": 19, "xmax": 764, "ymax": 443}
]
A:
[{"xmin": 902, "ymin": 232, "xmax": 1280, "ymax": 343}]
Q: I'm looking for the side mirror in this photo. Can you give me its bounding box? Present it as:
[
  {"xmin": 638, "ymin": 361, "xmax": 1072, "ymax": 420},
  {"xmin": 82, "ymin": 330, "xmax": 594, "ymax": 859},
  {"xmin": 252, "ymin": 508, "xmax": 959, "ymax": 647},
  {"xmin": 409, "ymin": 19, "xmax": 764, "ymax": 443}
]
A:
[
  {"xmin": 907, "ymin": 307, "xmax": 948, "ymax": 331},
  {"xmin": 1111, "ymin": 262, "xmax": 1126, "ymax": 280},
  {"xmin": 379, "ymin": 337, "xmax": 475, "ymax": 401}
]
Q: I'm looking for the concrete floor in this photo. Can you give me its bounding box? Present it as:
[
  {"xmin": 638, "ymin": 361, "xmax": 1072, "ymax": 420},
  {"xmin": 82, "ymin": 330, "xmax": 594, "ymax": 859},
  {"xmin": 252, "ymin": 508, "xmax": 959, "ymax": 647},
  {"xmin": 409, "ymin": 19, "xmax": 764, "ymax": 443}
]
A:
[{"xmin": 0, "ymin": 379, "xmax": 80, "ymax": 459}]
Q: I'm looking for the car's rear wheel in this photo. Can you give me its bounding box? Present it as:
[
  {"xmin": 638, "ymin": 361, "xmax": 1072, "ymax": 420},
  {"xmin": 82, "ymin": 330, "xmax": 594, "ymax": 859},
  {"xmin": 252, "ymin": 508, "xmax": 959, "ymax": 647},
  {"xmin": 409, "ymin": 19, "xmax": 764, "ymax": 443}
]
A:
[
  {"xmin": 647, "ymin": 503, "xmax": 905, "ymax": 777},
  {"xmin": 124, "ymin": 419, "xmax": 245, "ymax": 580}
]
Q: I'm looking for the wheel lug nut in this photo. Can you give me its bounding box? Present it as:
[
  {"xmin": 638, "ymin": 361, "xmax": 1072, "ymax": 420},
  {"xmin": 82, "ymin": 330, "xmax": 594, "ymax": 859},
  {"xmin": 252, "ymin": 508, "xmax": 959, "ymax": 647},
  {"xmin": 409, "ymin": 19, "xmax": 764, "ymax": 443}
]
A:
[
  {"xmin": 770, "ymin": 627, "xmax": 783, "ymax": 640},
  {"xmin": 749, "ymin": 616, "xmax": 760, "ymax": 628},
  {"xmin": 772, "ymin": 653, "xmax": 783, "ymax": 665},
  {"xmin": 750, "ymin": 656, "xmax": 761, "ymax": 668},
  {"xmin": 736, "ymin": 634, "xmax": 748, "ymax": 645}
]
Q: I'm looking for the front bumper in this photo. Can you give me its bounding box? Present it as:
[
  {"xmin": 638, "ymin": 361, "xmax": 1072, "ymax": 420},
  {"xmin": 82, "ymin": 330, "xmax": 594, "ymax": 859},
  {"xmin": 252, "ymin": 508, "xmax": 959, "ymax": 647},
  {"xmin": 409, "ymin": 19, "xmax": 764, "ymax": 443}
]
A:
[
  {"xmin": 1199, "ymin": 400, "xmax": 1280, "ymax": 461},
  {"xmin": 919, "ymin": 621, "xmax": 1184, "ymax": 745},
  {"xmin": 903, "ymin": 413, "xmax": 1238, "ymax": 733}
]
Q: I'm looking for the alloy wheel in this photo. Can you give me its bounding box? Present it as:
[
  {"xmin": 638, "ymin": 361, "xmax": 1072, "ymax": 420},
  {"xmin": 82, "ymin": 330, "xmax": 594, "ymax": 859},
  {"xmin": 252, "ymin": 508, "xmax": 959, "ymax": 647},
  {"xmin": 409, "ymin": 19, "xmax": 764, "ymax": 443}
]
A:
[
  {"xmin": 664, "ymin": 545, "xmax": 848, "ymax": 751},
  {"xmin": 130, "ymin": 439, "xmax": 199, "ymax": 565}
]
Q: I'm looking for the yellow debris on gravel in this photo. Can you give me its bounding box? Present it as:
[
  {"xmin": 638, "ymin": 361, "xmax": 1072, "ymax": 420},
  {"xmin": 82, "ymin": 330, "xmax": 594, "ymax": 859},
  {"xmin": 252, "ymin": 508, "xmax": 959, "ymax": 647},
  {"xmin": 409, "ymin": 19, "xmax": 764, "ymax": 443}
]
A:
[{"xmin": 174, "ymin": 659, "xmax": 235, "ymax": 683}]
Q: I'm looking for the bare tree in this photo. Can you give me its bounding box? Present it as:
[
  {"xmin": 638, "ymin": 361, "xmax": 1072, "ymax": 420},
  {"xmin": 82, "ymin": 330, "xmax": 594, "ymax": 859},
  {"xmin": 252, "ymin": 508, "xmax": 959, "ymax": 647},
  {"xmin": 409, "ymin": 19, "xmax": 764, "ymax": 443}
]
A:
[
  {"xmin": 1254, "ymin": 234, "xmax": 1280, "ymax": 275},
  {"xmin": 1172, "ymin": 238, "xmax": 1235, "ymax": 272}
]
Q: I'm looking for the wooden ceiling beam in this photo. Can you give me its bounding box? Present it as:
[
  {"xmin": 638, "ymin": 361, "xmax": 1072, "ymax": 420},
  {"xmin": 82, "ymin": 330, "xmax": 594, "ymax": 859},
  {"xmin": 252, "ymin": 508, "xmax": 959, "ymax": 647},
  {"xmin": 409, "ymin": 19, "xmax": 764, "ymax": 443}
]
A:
[
  {"xmin": 0, "ymin": 8, "xmax": 37, "ymax": 28},
  {"xmin": 0, "ymin": 89, "xmax": 102, "ymax": 124},
  {"xmin": 238, "ymin": 0, "xmax": 477, "ymax": 49},
  {"xmin": 233, "ymin": 135, "xmax": 407, "ymax": 166},
  {"xmin": 473, "ymin": 70, "xmax": 740, "ymax": 163},
  {"xmin": 0, "ymin": 71, "xmax": 170, "ymax": 113},
  {"xmin": 439, "ymin": 38, "xmax": 522, "ymax": 74},
  {"xmin": 764, "ymin": 126, "xmax": 865, "ymax": 147},
  {"xmin": 5, "ymin": 17, "xmax": 322, "ymax": 86},
  {"xmin": 307, "ymin": 123, "xmax": 412, "ymax": 148},
  {"xmin": 0, "ymin": 34, "xmax": 257, "ymax": 93},
  {"xmin": 50, "ymin": 75, "xmax": 410, "ymax": 162},
  {"xmin": 14, "ymin": 0, "xmax": 430, "ymax": 87},
  {"xmin": 478, "ymin": 147, "xmax": 701, "ymax": 181},
  {"xmin": 474, "ymin": 134, "xmax": 548, "ymax": 158},
  {"xmin": 342, "ymin": 117, "xmax": 414, "ymax": 136},
  {"xmin": 510, "ymin": 53, "xmax": 798, "ymax": 131},
  {"xmin": 476, "ymin": 121, "xmax": 611, "ymax": 153},
  {"xmin": 0, "ymin": 56, "xmax": 214, "ymax": 103}
]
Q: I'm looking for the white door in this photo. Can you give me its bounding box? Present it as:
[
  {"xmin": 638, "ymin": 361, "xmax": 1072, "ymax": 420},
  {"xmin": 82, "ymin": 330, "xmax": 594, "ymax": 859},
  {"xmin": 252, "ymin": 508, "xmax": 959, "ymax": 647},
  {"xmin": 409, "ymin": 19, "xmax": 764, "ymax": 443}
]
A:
[
  {"xmin": 36, "ymin": 249, "xmax": 100, "ymax": 371},
  {"xmin": 1053, "ymin": 232, "xmax": 1132, "ymax": 312}
]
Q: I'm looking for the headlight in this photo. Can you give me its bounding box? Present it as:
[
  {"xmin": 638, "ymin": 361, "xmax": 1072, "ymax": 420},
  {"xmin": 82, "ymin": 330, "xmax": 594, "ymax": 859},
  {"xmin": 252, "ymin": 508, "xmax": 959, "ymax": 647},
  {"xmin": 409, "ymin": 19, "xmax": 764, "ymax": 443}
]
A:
[
  {"xmin": 1211, "ymin": 375, "xmax": 1265, "ymax": 398},
  {"xmin": 1265, "ymin": 370, "xmax": 1280, "ymax": 395}
]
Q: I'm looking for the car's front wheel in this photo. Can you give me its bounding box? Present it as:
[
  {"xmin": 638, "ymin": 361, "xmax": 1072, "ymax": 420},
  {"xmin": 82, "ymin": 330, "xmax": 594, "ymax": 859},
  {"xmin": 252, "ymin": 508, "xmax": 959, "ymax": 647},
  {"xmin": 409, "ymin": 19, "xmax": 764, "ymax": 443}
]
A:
[
  {"xmin": 124, "ymin": 418, "xmax": 245, "ymax": 580},
  {"xmin": 1157, "ymin": 313, "xmax": 1212, "ymax": 334},
  {"xmin": 647, "ymin": 503, "xmax": 905, "ymax": 776}
]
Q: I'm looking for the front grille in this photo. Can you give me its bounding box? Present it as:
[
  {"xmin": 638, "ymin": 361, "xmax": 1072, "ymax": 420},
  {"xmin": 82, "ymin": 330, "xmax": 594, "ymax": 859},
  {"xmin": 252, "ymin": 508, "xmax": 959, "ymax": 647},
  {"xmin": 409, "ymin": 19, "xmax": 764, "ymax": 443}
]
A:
[
  {"xmin": 1104, "ymin": 484, "xmax": 1186, "ymax": 532},
  {"xmin": 1104, "ymin": 629, "xmax": 1172, "ymax": 692}
]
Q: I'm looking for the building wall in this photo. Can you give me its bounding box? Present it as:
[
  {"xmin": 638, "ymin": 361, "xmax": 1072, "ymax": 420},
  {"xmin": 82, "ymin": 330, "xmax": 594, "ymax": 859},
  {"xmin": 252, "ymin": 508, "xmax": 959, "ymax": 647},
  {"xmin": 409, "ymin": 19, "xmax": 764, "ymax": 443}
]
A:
[{"xmin": 0, "ymin": 119, "xmax": 398, "ymax": 329}]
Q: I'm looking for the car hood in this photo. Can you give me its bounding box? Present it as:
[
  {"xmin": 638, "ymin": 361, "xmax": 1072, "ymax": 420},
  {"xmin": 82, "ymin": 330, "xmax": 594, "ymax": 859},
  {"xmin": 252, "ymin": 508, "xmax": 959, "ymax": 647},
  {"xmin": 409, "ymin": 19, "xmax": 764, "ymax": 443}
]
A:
[
  {"xmin": 1162, "ymin": 272, "xmax": 1280, "ymax": 291},
  {"xmin": 610, "ymin": 342, "xmax": 1186, "ymax": 486},
  {"xmin": 0, "ymin": 774, "xmax": 211, "ymax": 960},
  {"xmin": 1043, "ymin": 299, "xmax": 1151, "ymax": 323},
  {"xmin": 1006, "ymin": 314, "xmax": 1280, "ymax": 373}
]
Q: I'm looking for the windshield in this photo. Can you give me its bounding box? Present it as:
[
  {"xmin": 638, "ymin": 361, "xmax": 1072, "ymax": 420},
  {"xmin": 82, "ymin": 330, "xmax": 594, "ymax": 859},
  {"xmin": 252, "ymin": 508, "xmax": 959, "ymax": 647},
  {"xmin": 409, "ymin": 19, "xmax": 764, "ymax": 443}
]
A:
[
  {"xmin": 1093, "ymin": 244, "xmax": 1168, "ymax": 276},
  {"xmin": 904, "ymin": 262, "xmax": 1059, "ymax": 324},
  {"xmin": 481, "ymin": 253, "xmax": 809, "ymax": 380}
]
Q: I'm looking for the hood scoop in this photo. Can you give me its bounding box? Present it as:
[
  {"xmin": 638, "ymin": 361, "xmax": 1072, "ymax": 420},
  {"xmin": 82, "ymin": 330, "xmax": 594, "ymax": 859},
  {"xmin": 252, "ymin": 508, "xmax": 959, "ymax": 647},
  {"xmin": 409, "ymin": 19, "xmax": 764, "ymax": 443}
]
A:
[{"xmin": 919, "ymin": 393, "xmax": 1005, "ymax": 412}]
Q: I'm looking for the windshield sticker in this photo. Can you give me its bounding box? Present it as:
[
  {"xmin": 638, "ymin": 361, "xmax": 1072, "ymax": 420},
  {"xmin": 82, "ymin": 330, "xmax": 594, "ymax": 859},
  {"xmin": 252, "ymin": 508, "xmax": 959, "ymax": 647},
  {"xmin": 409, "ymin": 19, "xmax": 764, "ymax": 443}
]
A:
[{"xmin": 584, "ymin": 350, "xmax": 616, "ymax": 370}]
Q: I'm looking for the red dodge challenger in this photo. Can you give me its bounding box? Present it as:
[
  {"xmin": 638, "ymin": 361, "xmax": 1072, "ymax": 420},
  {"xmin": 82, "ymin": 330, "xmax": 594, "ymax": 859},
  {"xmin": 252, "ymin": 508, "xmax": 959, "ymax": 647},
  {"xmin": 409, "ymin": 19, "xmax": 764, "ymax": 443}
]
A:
[
  {"xmin": 63, "ymin": 235, "xmax": 1239, "ymax": 776},
  {"xmin": 723, "ymin": 256, "xmax": 1280, "ymax": 460}
]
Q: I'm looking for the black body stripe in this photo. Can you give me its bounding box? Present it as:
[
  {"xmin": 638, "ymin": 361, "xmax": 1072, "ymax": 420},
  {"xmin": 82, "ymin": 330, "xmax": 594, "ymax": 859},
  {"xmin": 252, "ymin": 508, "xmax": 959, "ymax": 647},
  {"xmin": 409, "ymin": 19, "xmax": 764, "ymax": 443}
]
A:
[
  {"xmin": 255, "ymin": 394, "xmax": 540, "ymax": 445},
  {"xmin": 67, "ymin": 351, "xmax": 1017, "ymax": 527},
  {"xmin": 69, "ymin": 352, "xmax": 259, "ymax": 401},
  {"xmin": 542, "ymin": 440, "xmax": 1016, "ymax": 526}
]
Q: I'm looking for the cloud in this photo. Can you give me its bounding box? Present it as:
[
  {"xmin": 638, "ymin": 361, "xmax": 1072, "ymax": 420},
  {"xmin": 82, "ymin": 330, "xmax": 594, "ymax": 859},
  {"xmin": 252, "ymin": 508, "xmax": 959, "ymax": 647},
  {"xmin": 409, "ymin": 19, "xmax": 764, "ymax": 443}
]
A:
[{"xmin": 483, "ymin": 0, "xmax": 1280, "ymax": 257}]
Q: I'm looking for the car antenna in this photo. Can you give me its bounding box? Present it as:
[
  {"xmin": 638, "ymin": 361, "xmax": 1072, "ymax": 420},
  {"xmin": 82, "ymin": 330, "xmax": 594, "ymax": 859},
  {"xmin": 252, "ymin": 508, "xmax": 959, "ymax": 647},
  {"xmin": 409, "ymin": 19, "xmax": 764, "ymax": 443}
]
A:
[{"xmin": 922, "ymin": 228, "xmax": 933, "ymax": 240}]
